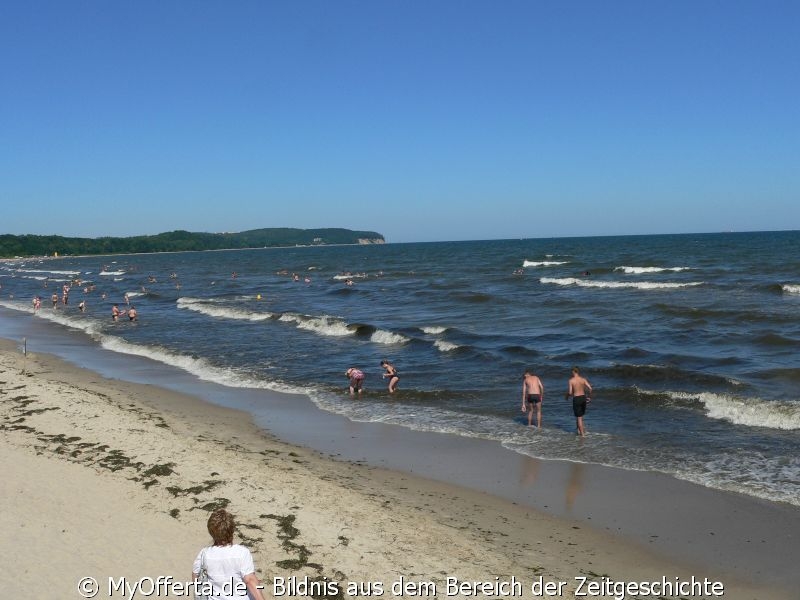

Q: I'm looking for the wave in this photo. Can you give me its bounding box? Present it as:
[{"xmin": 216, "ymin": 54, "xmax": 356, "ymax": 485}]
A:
[
  {"xmin": 278, "ymin": 313, "xmax": 409, "ymax": 343},
  {"xmin": 659, "ymin": 390, "xmax": 800, "ymax": 430},
  {"xmin": 540, "ymin": 277, "xmax": 703, "ymax": 290},
  {"xmin": 700, "ymin": 393, "xmax": 800, "ymax": 429},
  {"xmin": 99, "ymin": 271, "xmax": 126, "ymax": 276},
  {"xmin": 12, "ymin": 268, "xmax": 81, "ymax": 276},
  {"xmin": 615, "ymin": 266, "xmax": 691, "ymax": 274},
  {"xmin": 279, "ymin": 313, "xmax": 353, "ymax": 337},
  {"xmin": 332, "ymin": 273, "xmax": 367, "ymax": 280},
  {"xmin": 433, "ymin": 340, "xmax": 461, "ymax": 352},
  {"xmin": 782, "ymin": 284, "xmax": 800, "ymax": 295},
  {"xmin": 177, "ymin": 299, "xmax": 410, "ymax": 344},
  {"xmin": 420, "ymin": 326, "xmax": 447, "ymax": 335},
  {"xmin": 177, "ymin": 297, "xmax": 273, "ymax": 321},
  {"xmin": 95, "ymin": 336, "xmax": 303, "ymax": 395},
  {"xmin": 370, "ymin": 329, "xmax": 411, "ymax": 345},
  {"xmin": 522, "ymin": 260, "xmax": 568, "ymax": 267}
]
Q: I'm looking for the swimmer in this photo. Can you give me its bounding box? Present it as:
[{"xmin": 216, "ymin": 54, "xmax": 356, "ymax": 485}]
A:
[{"xmin": 128, "ymin": 306, "xmax": 138, "ymax": 321}]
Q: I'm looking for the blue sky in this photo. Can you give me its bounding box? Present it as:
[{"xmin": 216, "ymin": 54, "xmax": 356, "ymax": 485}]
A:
[{"xmin": 1, "ymin": 1, "xmax": 797, "ymax": 243}]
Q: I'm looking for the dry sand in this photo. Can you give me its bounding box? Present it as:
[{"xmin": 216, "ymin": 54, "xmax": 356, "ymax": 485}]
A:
[{"xmin": 0, "ymin": 339, "xmax": 787, "ymax": 599}]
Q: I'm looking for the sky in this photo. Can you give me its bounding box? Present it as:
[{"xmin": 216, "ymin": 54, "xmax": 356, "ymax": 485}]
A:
[{"xmin": 1, "ymin": 1, "xmax": 798, "ymax": 243}]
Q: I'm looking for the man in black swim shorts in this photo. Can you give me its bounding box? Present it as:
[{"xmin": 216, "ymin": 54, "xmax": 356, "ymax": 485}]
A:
[
  {"xmin": 565, "ymin": 366, "xmax": 592, "ymax": 437},
  {"xmin": 521, "ymin": 368, "xmax": 545, "ymax": 428}
]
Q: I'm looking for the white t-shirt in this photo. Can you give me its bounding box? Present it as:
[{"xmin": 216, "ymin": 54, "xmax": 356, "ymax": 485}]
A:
[{"xmin": 193, "ymin": 544, "xmax": 255, "ymax": 598}]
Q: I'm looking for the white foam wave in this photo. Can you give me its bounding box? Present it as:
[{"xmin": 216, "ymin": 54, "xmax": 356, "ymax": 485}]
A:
[
  {"xmin": 87, "ymin": 335, "xmax": 305, "ymax": 395},
  {"xmin": 667, "ymin": 391, "xmax": 800, "ymax": 430},
  {"xmin": 421, "ymin": 326, "xmax": 447, "ymax": 335},
  {"xmin": 540, "ymin": 277, "xmax": 703, "ymax": 290},
  {"xmin": 125, "ymin": 292, "xmax": 146, "ymax": 298},
  {"xmin": 177, "ymin": 297, "xmax": 273, "ymax": 321},
  {"xmin": 100, "ymin": 271, "xmax": 125, "ymax": 276},
  {"xmin": 782, "ymin": 284, "xmax": 800, "ymax": 295},
  {"xmin": 332, "ymin": 273, "xmax": 367, "ymax": 280},
  {"xmin": 434, "ymin": 340, "xmax": 460, "ymax": 352},
  {"xmin": 13, "ymin": 268, "xmax": 81, "ymax": 276},
  {"xmin": 370, "ymin": 329, "xmax": 410, "ymax": 345},
  {"xmin": 523, "ymin": 260, "xmax": 567, "ymax": 267},
  {"xmin": 279, "ymin": 313, "xmax": 354, "ymax": 337},
  {"xmin": 615, "ymin": 266, "xmax": 691, "ymax": 274}
]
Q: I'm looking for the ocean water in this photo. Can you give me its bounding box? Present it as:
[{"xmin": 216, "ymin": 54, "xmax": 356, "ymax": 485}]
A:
[{"xmin": 2, "ymin": 231, "xmax": 799, "ymax": 507}]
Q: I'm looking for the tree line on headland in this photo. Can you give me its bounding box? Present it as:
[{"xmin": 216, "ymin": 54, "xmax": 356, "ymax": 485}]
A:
[{"xmin": 0, "ymin": 228, "xmax": 385, "ymax": 258}]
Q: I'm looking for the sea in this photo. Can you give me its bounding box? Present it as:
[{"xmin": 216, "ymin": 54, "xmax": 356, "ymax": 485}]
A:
[{"xmin": 1, "ymin": 231, "xmax": 799, "ymax": 507}]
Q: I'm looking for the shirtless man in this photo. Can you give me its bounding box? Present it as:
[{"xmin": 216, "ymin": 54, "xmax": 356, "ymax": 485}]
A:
[
  {"xmin": 112, "ymin": 304, "xmax": 121, "ymax": 321},
  {"xmin": 128, "ymin": 306, "xmax": 138, "ymax": 321},
  {"xmin": 521, "ymin": 368, "xmax": 544, "ymax": 428},
  {"xmin": 565, "ymin": 366, "xmax": 592, "ymax": 437}
]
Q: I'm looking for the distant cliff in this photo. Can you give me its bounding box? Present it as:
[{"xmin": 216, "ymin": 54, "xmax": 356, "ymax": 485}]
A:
[{"xmin": 0, "ymin": 228, "xmax": 385, "ymax": 258}]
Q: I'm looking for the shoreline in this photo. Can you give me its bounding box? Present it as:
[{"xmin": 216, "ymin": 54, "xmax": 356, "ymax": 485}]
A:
[
  {"xmin": 1, "ymin": 318, "xmax": 798, "ymax": 598},
  {"xmin": 1, "ymin": 340, "xmax": 784, "ymax": 600}
]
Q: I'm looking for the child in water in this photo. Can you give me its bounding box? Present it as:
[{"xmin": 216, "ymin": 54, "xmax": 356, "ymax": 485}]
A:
[{"xmin": 345, "ymin": 368, "xmax": 365, "ymax": 396}]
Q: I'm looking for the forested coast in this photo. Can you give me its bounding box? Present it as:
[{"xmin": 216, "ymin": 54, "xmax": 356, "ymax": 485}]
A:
[{"xmin": 0, "ymin": 227, "xmax": 385, "ymax": 258}]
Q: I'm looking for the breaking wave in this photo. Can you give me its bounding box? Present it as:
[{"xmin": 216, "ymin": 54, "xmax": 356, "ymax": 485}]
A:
[
  {"xmin": 540, "ymin": 277, "xmax": 703, "ymax": 290},
  {"xmin": 643, "ymin": 389, "xmax": 800, "ymax": 430},
  {"xmin": 523, "ymin": 260, "xmax": 568, "ymax": 267},
  {"xmin": 177, "ymin": 297, "xmax": 273, "ymax": 321},
  {"xmin": 615, "ymin": 266, "xmax": 692, "ymax": 274}
]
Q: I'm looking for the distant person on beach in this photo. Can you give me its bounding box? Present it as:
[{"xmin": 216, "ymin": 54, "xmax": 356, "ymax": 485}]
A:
[
  {"xmin": 51, "ymin": 293, "xmax": 58, "ymax": 308},
  {"xmin": 128, "ymin": 306, "xmax": 137, "ymax": 321},
  {"xmin": 381, "ymin": 360, "xmax": 399, "ymax": 393},
  {"xmin": 565, "ymin": 366, "xmax": 592, "ymax": 437},
  {"xmin": 521, "ymin": 368, "xmax": 544, "ymax": 428},
  {"xmin": 192, "ymin": 508, "xmax": 266, "ymax": 600},
  {"xmin": 112, "ymin": 304, "xmax": 121, "ymax": 321},
  {"xmin": 345, "ymin": 367, "xmax": 365, "ymax": 396}
]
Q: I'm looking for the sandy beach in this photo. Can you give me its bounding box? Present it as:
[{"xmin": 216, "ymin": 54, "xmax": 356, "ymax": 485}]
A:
[{"xmin": 2, "ymin": 337, "xmax": 795, "ymax": 600}]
